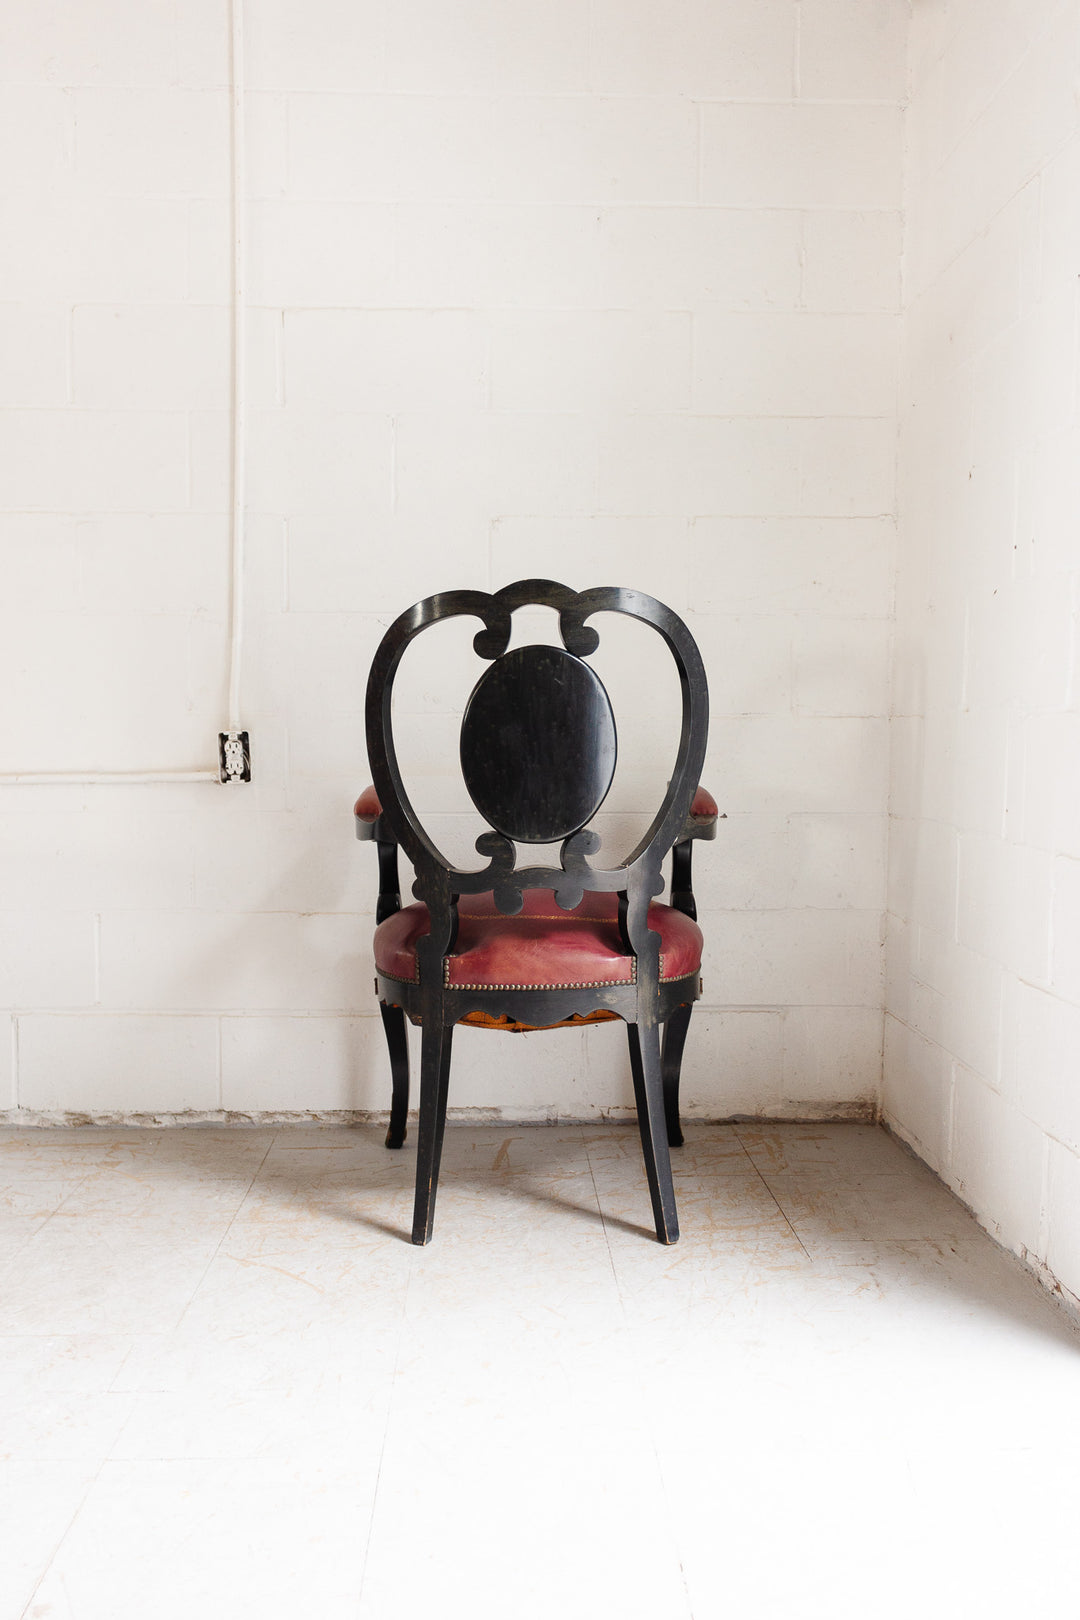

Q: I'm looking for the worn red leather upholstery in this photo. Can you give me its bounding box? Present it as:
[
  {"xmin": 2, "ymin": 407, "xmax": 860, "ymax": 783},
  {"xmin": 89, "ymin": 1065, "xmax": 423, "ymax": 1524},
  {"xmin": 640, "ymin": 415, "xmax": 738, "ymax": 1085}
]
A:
[
  {"xmin": 354, "ymin": 785, "xmax": 382, "ymax": 822},
  {"xmin": 375, "ymin": 889, "xmax": 703, "ymax": 989}
]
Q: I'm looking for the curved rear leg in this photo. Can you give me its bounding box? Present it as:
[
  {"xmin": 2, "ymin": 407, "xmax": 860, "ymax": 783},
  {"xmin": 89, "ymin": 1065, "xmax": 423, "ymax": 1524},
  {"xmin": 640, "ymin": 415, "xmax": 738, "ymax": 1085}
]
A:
[
  {"xmin": 627, "ymin": 1020, "xmax": 680, "ymax": 1245},
  {"xmin": 661, "ymin": 1002, "xmax": 693, "ymax": 1148},
  {"xmin": 380, "ymin": 1002, "xmax": 410, "ymax": 1149}
]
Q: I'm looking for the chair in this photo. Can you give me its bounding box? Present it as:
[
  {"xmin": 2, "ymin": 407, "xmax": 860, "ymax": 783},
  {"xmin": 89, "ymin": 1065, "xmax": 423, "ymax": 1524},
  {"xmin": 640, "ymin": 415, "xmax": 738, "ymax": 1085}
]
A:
[{"xmin": 354, "ymin": 579, "xmax": 716, "ymax": 1245}]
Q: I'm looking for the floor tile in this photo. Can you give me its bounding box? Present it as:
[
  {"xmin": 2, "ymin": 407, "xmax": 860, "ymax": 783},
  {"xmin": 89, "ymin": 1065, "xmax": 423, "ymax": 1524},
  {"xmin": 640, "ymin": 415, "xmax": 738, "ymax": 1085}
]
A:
[{"xmin": 23, "ymin": 1459, "xmax": 375, "ymax": 1619}]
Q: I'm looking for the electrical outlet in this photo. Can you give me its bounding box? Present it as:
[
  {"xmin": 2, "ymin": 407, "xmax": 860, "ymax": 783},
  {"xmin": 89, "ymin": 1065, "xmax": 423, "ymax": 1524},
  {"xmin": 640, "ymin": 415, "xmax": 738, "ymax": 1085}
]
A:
[{"xmin": 219, "ymin": 731, "xmax": 251, "ymax": 783}]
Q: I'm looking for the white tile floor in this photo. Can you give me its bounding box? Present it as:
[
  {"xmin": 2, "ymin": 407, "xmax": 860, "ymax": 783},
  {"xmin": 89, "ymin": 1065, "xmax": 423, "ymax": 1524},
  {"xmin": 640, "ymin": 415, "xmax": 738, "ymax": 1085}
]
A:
[{"xmin": 2, "ymin": 1120, "xmax": 1080, "ymax": 1620}]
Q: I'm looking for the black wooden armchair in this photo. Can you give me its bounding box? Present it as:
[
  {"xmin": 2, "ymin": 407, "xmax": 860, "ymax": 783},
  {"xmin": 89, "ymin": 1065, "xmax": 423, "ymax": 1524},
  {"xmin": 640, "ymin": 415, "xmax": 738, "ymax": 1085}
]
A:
[{"xmin": 354, "ymin": 579, "xmax": 716, "ymax": 1245}]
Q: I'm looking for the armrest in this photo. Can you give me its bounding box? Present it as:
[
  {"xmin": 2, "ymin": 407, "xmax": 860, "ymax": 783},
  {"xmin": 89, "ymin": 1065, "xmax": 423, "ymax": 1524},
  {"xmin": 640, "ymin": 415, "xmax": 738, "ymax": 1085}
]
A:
[
  {"xmin": 679, "ymin": 784, "xmax": 721, "ymax": 843},
  {"xmin": 670, "ymin": 786, "xmax": 720, "ymax": 920},
  {"xmin": 354, "ymin": 786, "xmax": 402, "ymax": 922},
  {"xmin": 354, "ymin": 784, "xmax": 386, "ymax": 842}
]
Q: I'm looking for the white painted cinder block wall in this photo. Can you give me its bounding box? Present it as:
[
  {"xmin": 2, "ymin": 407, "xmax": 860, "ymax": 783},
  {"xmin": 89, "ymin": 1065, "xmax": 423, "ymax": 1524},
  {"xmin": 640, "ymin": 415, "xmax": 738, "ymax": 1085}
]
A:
[
  {"xmin": 886, "ymin": 0, "xmax": 1080, "ymax": 1302},
  {"xmin": 1, "ymin": 2, "xmax": 905, "ymax": 1123}
]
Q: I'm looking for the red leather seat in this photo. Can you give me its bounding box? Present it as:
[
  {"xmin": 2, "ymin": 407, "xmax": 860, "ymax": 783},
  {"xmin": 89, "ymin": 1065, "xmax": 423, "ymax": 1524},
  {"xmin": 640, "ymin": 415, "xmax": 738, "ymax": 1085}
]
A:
[{"xmin": 375, "ymin": 889, "xmax": 703, "ymax": 990}]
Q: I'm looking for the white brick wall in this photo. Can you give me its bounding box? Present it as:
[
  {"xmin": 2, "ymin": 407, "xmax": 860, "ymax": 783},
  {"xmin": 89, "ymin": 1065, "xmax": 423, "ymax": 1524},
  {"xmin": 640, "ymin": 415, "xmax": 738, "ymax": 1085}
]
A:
[
  {"xmin": 886, "ymin": 0, "xmax": 1080, "ymax": 1302},
  {"xmin": 1, "ymin": 0, "xmax": 904, "ymax": 1124}
]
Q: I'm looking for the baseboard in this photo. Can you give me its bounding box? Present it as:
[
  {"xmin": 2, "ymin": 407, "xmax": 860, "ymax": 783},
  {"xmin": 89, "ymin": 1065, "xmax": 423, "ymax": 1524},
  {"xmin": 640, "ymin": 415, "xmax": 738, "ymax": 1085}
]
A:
[{"xmin": 0, "ymin": 1099, "xmax": 879, "ymax": 1128}]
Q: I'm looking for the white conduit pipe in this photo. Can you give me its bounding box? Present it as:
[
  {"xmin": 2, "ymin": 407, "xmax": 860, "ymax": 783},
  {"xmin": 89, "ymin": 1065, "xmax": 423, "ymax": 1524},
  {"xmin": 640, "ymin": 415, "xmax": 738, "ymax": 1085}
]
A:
[
  {"xmin": 0, "ymin": 0, "xmax": 247, "ymax": 787},
  {"xmin": 227, "ymin": 0, "xmax": 246, "ymax": 738}
]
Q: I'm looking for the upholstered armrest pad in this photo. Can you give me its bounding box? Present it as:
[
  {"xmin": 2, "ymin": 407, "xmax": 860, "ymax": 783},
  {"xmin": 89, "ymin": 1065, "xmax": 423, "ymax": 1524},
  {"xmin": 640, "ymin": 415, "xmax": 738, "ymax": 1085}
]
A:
[
  {"xmin": 691, "ymin": 786, "xmax": 718, "ymax": 821},
  {"xmin": 355, "ymin": 784, "xmax": 385, "ymax": 840},
  {"xmin": 679, "ymin": 785, "xmax": 720, "ymax": 841}
]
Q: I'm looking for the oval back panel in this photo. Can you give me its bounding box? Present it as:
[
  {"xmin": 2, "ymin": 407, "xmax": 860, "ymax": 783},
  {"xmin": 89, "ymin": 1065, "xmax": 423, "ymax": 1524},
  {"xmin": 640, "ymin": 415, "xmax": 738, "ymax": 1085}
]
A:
[{"xmin": 459, "ymin": 645, "xmax": 617, "ymax": 843}]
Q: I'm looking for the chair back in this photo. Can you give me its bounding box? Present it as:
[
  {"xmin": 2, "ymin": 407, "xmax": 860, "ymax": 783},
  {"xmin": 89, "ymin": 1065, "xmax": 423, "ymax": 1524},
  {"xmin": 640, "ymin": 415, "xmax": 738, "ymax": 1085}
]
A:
[{"xmin": 365, "ymin": 579, "xmax": 708, "ymax": 969}]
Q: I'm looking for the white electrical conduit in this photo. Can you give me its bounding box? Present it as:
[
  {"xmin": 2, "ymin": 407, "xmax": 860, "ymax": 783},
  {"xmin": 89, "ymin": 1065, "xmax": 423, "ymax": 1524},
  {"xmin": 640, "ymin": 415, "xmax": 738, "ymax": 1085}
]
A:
[{"xmin": 0, "ymin": 0, "xmax": 247, "ymax": 787}]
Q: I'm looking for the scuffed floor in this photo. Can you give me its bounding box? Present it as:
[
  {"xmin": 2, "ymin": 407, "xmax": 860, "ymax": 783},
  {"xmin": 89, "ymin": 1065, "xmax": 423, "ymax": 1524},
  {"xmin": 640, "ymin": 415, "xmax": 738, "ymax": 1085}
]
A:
[{"xmin": 2, "ymin": 1121, "xmax": 1079, "ymax": 1619}]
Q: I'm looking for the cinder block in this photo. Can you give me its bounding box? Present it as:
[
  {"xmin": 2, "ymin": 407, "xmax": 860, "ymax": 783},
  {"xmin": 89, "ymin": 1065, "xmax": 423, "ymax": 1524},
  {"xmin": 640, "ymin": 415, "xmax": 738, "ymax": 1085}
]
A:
[
  {"xmin": 1021, "ymin": 713, "xmax": 1080, "ymax": 858},
  {"xmin": 882, "ymin": 1015, "xmax": 953, "ymax": 1172},
  {"xmin": 597, "ymin": 415, "xmax": 801, "ymax": 516},
  {"xmin": 284, "ymin": 311, "xmax": 487, "ymax": 413},
  {"xmin": 0, "ymin": 0, "xmax": 178, "ymax": 86},
  {"xmin": 0, "ymin": 517, "xmax": 81, "ymax": 612},
  {"xmin": 0, "ymin": 913, "xmax": 96, "ymax": 1011},
  {"xmin": 72, "ymin": 306, "xmax": 229, "ymax": 410},
  {"xmin": 394, "ymin": 202, "xmax": 602, "ymax": 308},
  {"xmin": 593, "ymin": 0, "xmax": 795, "ymax": 98},
  {"xmin": 798, "ymin": 418, "xmax": 896, "ymax": 516},
  {"xmin": 221, "ymin": 1015, "xmax": 385, "ymax": 1111},
  {"xmin": 1046, "ymin": 1138, "xmax": 1080, "ymax": 1301},
  {"xmin": 246, "ymin": 200, "xmax": 397, "ymax": 307},
  {"xmin": 0, "ymin": 88, "xmax": 74, "ymax": 196},
  {"xmin": 953, "ymin": 708, "xmax": 1010, "ymax": 840},
  {"xmin": 246, "ymin": 409, "xmax": 394, "ymax": 518},
  {"xmin": 692, "ymin": 814, "xmax": 791, "ymax": 912},
  {"xmin": 17, "ymin": 1015, "xmax": 220, "ymax": 1113},
  {"xmin": 1051, "ymin": 856, "xmax": 1080, "ymax": 1004},
  {"xmin": 287, "ymin": 513, "xmax": 489, "ymax": 616},
  {"xmin": 424, "ymin": 1020, "xmax": 591, "ymax": 1115},
  {"xmin": 384, "ymin": 0, "xmax": 590, "ymax": 93},
  {"xmin": 788, "ymin": 813, "xmax": 887, "ymax": 910},
  {"xmin": 702, "ymin": 104, "xmax": 903, "ymax": 209},
  {"xmin": 491, "ymin": 96, "xmax": 698, "ymax": 204},
  {"xmin": 76, "ymin": 516, "xmax": 227, "ymax": 616},
  {"xmin": 244, "ymin": 92, "xmax": 289, "ymax": 198},
  {"xmin": 798, "ymin": 0, "xmax": 909, "ymax": 101},
  {"xmin": 1001, "ymin": 978, "xmax": 1080, "ymax": 1154},
  {"xmin": 690, "ymin": 614, "xmax": 793, "ymax": 717},
  {"xmin": 0, "ymin": 610, "xmax": 211, "ymax": 773},
  {"xmin": 794, "ymin": 618, "xmax": 892, "ymax": 717},
  {"xmin": 0, "ymin": 409, "xmax": 187, "ymax": 513},
  {"xmin": 599, "ymin": 207, "xmax": 802, "ymax": 311},
  {"xmin": 801, "ymin": 211, "xmax": 902, "ymax": 313},
  {"xmin": 704, "ymin": 716, "xmax": 889, "ymax": 815},
  {"xmin": 0, "ymin": 806, "xmax": 194, "ymax": 913},
  {"xmin": 492, "ymin": 518, "xmax": 690, "ymax": 612},
  {"xmin": 245, "ymin": 0, "xmax": 384, "ymax": 90},
  {"xmin": 287, "ymin": 94, "xmax": 497, "ymax": 202},
  {"xmin": 913, "ymin": 928, "xmax": 1006, "ymax": 1083},
  {"xmin": 490, "ymin": 311, "xmax": 691, "ymax": 414},
  {"xmin": 781, "ymin": 1005, "xmax": 883, "ymax": 1106},
  {"xmin": 98, "ymin": 911, "xmax": 373, "ymax": 1014},
  {"xmin": 678, "ymin": 1009, "xmax": 785, "ymax": 1117},
  {"xmin": 193, "ymin": 806, "xmax": 376, "ymax": 915},
  {"xmin": 693, "ymin": 312, "xmax": 899, "ymax": 417},
  {"xmin": 950, "ymin": 1062, "xmax": 1044, "ymax": 1256},
  {"xmin": 72, "ymin": 89, "xmax": 229, "ymax": 198},
  {"xmin": 957, "ymin": 834, "xmax": 1053, "ymax": 983},
  {"xmin": 395, "ymin": 411, "xmax": 596, "ymax": 526},
  {"xmin": 699, "ymin": 908, "xmax": 884, "ymax": 1007},
  {"xmin": 0, "ymin": 1015, "xmax": 11, "ymax": 1109},
  {"xmin": 689, "ymin": 517, "xmax": 896, "ymax": 617},
  {"xmin": 886, "ymin": 817, "xmax": 958, "ymax": 938},
  {"xmin": 247, "ymin": 611, "xmax": 385, "ymax": 725},
  {"xmin": 0, "ymin": 197, "xmax": 190, "ymax": 303}
]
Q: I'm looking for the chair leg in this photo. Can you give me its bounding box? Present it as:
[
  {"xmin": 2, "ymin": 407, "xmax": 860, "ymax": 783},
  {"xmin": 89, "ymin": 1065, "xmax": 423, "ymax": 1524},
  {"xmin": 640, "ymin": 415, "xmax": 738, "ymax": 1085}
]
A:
[
  {"xmin": 380, "ymin": 1002, "xmax": 410, "ymax": 1149},
  {"xmin": 661, "ymin": 1002, "xmax": 693, "ymax": 1149},
  {"xmin": 627, "ymin": 1021, "xmax": 680, "ymax": 1245},
  {"xmin": 411, "ymin": 1020, "xmax": 454, "ymax": 1246}
]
